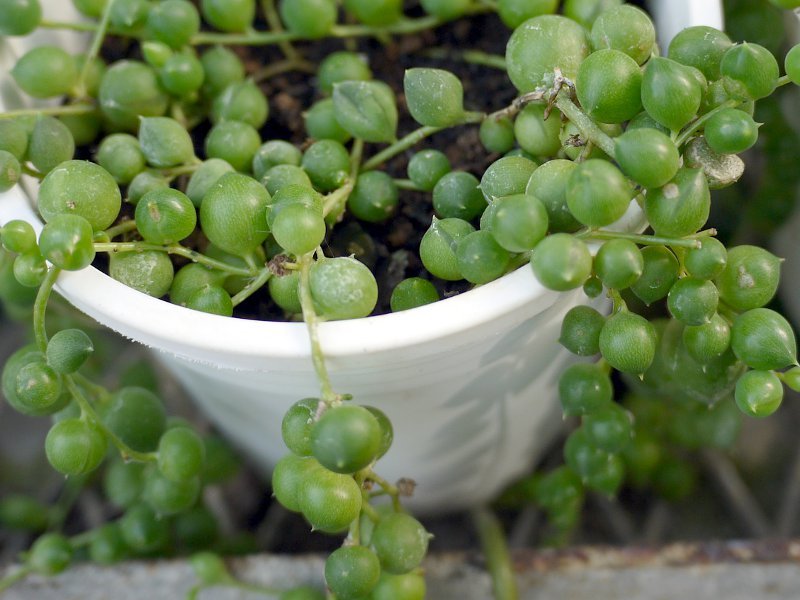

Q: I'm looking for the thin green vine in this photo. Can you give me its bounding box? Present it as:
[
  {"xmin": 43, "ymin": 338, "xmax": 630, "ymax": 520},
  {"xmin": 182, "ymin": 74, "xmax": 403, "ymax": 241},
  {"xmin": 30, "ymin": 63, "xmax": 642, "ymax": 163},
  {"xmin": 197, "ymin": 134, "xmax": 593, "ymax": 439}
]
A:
[
  {"xmin": 471, "ymin": 507, "xmax": 519, "ymax": 600},
  {"xmin": 362, "ymin": 112, "xmax": 484, "ymax": 171},
  {"xmin": 74, "ymin": 0, "xmax": 114, "ymax": 99},
  {"xmin": 33, "ymin": 267, "xmax": 60, "ymax": 353},
  {"xmin": 93, "ymin": 242, "xmax": 257, "ymax": 277},
  {"xmin": 296, "ymin": 253, "xmax": 337, "ymax": 406}
]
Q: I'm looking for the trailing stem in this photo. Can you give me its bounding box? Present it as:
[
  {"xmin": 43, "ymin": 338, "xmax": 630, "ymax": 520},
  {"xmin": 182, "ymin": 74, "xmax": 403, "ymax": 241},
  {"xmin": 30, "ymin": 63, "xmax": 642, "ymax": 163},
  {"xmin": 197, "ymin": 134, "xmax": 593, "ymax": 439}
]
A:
[
  {"xmin": 33, "ymin": 267, "xmax": 60, "ymax": 353},
  {"xmin": 323, "ymin": 139, "xmax": 363, "ymax": 223},
  {"xmin": 30, "ymin": 266, "xmax": 156, "ymax": 463},
  {"xmin": 74, "ymin": 0, "xmax": 114, "ymax": 99},
  {"xmin": 0, "ymin": 567, "xmax": 33, "ymax": 594},
  {"xmin": 297, "ymin": 254, "xmax": 337, "ymax": 406},
  {"xmin": 93, "ymin": 242, "xmax": 257, "ymax": 277},
  {"xmin": 421, "ymin": 48, "xmax": 507, "ymax": 70},
  {"xmin": 65, "ymin": 376, "xmax": 157, "ymax": 463},
  {"xmin": 99, "ymin": 220, "xmax": 138, "ymax": 240},
  {"xmin": 361, "ymin": 112, "xmax": 484, "ymax": 171},
  {"xmin": 674, "ymin": 99, "xmax": 739, "ymax": 148},
  {"xmin": 231, "ymin": 267, "xmax": 273, "ymax": 307},
  {"xmin": 365, "ymin": 471, "xmax": 403, "ymax": 512},
  {"xmin": 554, "ymin": 95, "xmax": 616, "ymax": 157},
  {"xmin": 471, "ymin": 507, "xmax": 519, "ymax": 600},
  {"xmin": 251, "ymin": 57, "xmax": 315, "ymax": 82},
  {"xmin": 0, "ymin": 104, "xmax": 95, "ymax": 120},
  {"xmin": 260, "ymin": 0, "xmax": 302, "ymax": 62},
  {"xmin": 192, "ymin": 5, "xmax": 490, "ymax": 46},
  {"xmin": 575, "ymin": 228, "xmax": 717, "ymax": 249}
]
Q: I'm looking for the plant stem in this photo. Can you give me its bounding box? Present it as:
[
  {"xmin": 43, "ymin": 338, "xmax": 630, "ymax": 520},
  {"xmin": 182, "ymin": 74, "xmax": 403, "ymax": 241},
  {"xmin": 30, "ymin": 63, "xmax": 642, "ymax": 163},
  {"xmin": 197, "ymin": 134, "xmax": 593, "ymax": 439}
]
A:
[
  {"xmin": 74, "ymin": 0, "xmax": 114, "ymax": 99},
  {"xmin": 777, "ymin": 74, "xmax": 792, "ymax": 88},
  {"xmin": 251, "ymin": 57, "xmax": 315, "ymax": 82},
  {"xmin": 21, "ymin": 165, "xmax": 44, "ymax": 180},
  {"xmin": 322, "ymin": 181, "xmax": 356, "ymax": 220},
  {"xmin": 171, "ymin": 102, "xmax": 188, "ymax": 128},
  {"xmin": 330, "ymin": 15, "xmax": 442, "ymax": 38},
  {"xmin": 65, "ymin": 376, "xmax": 157, "ymax": 463},
  {"xmin": 700, "ymin": 449, "xmax": 773, "ymax": 537},
  {"xmin": 71, "ymin": 372, "xmax": 112, "ymax": 404},
  {"xmin": 366, "ymin": 471, "xmax": 402, "ymax": 512},
  {"xmin": 609, "ymin": 288, "xmax": 627, "ymax": 313},
  {"xmin": 470, "ymin": 507, "xmax": 519, "ymax": 600},
  {"xmin": 0, "ymin": 566, "xmax": 32, "ymax": 594},
  {"xmin": 348, "ymin": 505, "xmax": 362, "ymax": 545},
  {"xmin": 422, "ymin": 48, "xmax": 507, "ymax": 70},
  {"xmin": 39, "ymin": 20, "xmax": 99, "ymax": 32},
  {"xmin": 576, "ymin": 229, "xmax": 706, "ymax": 249},
  {"xmin": 33, "ymin": 267, "xmax": 60, "ymax": 353},
  {"xmin": 159, "ymin": 162, "xmax": 202, "ymax": 179},
  {"xmin": 69, "ymin": 530, "xmax": 96, "ymax": 548},
  {"xmin": 191, "ymin": 29, "xmax": 300, "ymax": 45},
  {"xmin": 260, "ymin": 0, "xmax": 301, "ymax": 62},
  {"xmin": 186, "ymin": 584, "xmax": 202, "ymax": 600},
  {"xmin": 674, "ymin": 99, "xmax": 739, "ymax": 148},
  {"xmin": 232, "ymin": 581, "xmax": 282, "ymax": 596},
  {"xmin": 347, "ymin": 471, "xmax": 368, "ymax": 545},
  {"xmin": 362, "ymin": 112, "xmax": 484, "ymax": 171},
  {"xmin": 49, "ymin": 474, "xmax": 89, "ymax": 529},
  {"xmin": 231, "ymin": 267, "xmax": 273, "ymax": 307},
  {"xmin": 93, "ymin": 242, "xmax": 256, "ymax": 277},
  {"xmin": 335, "ymin": 2, "xmax": 492, "ymax": 37},
  {"xmin": 504, "ymin": 252, "xmax": 531, "ymax": 274},
  {"xmin": 297, "ymin": 254, "xmax": 337, "ymax": 405},
  {"xmin": 489, "ymin": 90, "xmax": 548, "ymax": 122},
  {"xmin": 461, "ymin": 50, "xmax": 507, "ymax": 70},
  {"xmin": 393, "ymin": 178, "xmax": 423, "ymax": 191},
  {"xmin": 323, "ymin": 139, "xmax": 363, "ymax": 223},
  {"xmin": 0, "ymin": 103, "xmax": 96, "ymax": 120},
  {"xmin": 43, "ymin": 2, "xmax": 492, "ymax": 45},
  {"xmin": 350, "ymin": 138, "xmax": 365, "ymax": 174},
  {"xmin": 554, "ymin": 95, "xmax": 616, "ymax": 157},
  {"xmin": 100, "ymin": 220, "xmax": 138, "ymax": 240},
  {"xmin": 717, "ymin": 301, "xmax": 739, "ymax": 324},
  {"xmin": 360, "ymin": 501, "xmax": 381, "ymax": 523}
]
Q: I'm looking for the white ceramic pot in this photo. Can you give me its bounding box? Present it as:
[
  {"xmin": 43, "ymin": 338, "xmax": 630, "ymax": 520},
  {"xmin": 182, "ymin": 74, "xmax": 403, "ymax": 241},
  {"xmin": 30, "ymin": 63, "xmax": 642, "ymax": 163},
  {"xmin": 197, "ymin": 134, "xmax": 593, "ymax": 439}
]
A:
[{"xmin": 0, "ymin": 1, "xmax": 722, "ymax": 514}]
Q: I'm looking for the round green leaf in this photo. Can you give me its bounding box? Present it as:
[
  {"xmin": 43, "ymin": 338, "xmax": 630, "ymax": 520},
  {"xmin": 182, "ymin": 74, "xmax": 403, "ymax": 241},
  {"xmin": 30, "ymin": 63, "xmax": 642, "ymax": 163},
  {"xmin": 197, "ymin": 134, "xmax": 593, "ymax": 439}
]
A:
[
  {"xmin": 403, "ymin": 68, "xmax": 465, "ymax": 127},
  {"xmin": 332, "ymin": 80, "xmax": 397, "ymax": 143}
]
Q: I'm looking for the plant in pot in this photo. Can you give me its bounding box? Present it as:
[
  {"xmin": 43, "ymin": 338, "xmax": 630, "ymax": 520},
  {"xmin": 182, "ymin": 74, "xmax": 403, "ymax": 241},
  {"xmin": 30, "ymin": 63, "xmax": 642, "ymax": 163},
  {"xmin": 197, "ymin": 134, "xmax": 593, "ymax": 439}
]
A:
[{"xmin": 1, "ymin": 0, "xmax": 800, "ymax": 597}]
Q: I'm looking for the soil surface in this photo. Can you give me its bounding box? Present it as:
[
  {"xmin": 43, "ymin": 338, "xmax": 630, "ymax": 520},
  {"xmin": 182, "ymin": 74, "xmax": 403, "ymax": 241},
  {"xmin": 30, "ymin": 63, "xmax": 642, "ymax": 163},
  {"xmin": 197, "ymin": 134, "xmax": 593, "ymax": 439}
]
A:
[{"xmin": 92, "ymin": 7, "xmax": 527, "ymax": 322}]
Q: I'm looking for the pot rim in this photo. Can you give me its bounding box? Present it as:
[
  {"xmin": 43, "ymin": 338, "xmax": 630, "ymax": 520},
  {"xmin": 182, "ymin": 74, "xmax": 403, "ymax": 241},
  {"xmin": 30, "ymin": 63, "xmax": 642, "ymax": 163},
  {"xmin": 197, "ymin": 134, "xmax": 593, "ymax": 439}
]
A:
[
  {"xmin": 1, "ymin": 187, "xmax": 647, "ymax": 359},
  {"xmin": 0, "ymin": 0, "xmax": 720, "ymax": 361}
]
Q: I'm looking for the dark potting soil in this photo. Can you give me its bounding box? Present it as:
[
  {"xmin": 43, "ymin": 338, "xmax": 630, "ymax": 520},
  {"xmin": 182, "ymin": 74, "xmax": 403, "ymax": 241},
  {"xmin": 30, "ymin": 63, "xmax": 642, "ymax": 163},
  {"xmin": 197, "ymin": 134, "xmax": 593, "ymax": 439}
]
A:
[{"xmin": 88, "ymin": 7, "xmax": 522, "ymax": 322}]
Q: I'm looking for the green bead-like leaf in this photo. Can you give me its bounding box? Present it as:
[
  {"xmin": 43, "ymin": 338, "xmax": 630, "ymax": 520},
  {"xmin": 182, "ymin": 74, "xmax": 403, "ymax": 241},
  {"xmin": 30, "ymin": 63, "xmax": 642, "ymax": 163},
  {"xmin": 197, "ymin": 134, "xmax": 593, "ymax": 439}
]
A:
[
  {"xmin": 332, "ymin": 80, "xmax": 397, "ymax": 143},
  {"xmin": 506, "ymin": 14, "xmax": 589, "ymax": 93},
  {"xmin": 643, "ymin": 168, "xmax": 709, "ymax": 238},
  {"xmin": 731, "ymin": 308, "xmax": 797, "ymax": 371},
  {"xmin": 404, "ymin": 68, "xmax": 465, "ymax": 127},
  {"xmin": 139, "ymin": 117, "xmax": 195, "ymax": 168},
  {"xmin": 46, "ymin": 329, "xmax": 93, "ymax": 375}
]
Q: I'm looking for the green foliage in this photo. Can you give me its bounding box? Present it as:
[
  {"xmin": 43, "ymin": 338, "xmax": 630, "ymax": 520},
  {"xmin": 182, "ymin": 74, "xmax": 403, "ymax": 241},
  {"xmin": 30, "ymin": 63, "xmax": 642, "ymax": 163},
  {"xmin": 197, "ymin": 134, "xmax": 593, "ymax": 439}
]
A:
[
  {"xmin": 333, "ymin": 80, "xmax": 398, "ymax": 143},
  {"xmin": 2, "ymin": 3, "xmax": 800, "ymax": 594}
]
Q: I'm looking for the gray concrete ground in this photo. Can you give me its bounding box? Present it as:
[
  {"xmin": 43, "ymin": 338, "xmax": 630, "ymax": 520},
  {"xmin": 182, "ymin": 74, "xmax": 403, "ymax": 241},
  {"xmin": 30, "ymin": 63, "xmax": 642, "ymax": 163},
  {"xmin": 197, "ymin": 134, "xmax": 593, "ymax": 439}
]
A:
[{"xmin": 3, "ymin": 540, "xmax": 800, "ymax": 599}]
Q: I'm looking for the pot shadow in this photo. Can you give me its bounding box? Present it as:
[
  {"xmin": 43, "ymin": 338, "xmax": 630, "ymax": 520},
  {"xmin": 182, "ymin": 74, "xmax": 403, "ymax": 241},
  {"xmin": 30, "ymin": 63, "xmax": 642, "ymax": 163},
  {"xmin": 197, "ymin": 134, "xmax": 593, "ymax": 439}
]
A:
[{"xmin": 422, "ymin": 295, "xmax": 578, "ymax": 505}]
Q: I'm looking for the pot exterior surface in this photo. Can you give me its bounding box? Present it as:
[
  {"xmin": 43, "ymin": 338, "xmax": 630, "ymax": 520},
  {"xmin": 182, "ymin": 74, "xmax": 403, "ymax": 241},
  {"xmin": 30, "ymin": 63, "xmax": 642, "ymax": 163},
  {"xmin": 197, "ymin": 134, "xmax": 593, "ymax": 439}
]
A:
[
  {"xmin": 163, "ymin": 291, "xmax": 578, "ymax": 513},
  {"xmin": 0, "ymin": 0, "xmax": 722, "ymax": 512}
]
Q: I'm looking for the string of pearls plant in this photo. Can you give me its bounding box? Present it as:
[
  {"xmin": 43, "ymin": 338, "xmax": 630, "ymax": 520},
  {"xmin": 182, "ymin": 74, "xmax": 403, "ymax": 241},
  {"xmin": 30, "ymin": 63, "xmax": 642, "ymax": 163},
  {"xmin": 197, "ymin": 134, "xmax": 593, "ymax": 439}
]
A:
[{"xmin": 1, "ymin": 0, "xmax": 800, "ymax": 598}]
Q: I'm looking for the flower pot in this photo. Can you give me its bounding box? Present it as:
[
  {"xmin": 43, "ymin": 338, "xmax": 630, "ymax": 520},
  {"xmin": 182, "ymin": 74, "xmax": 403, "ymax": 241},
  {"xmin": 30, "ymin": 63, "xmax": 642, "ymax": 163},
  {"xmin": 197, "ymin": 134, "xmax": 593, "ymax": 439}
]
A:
[{"xmin": 0, "ymin": 1, "xmax": 722, "ymax": 514}]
